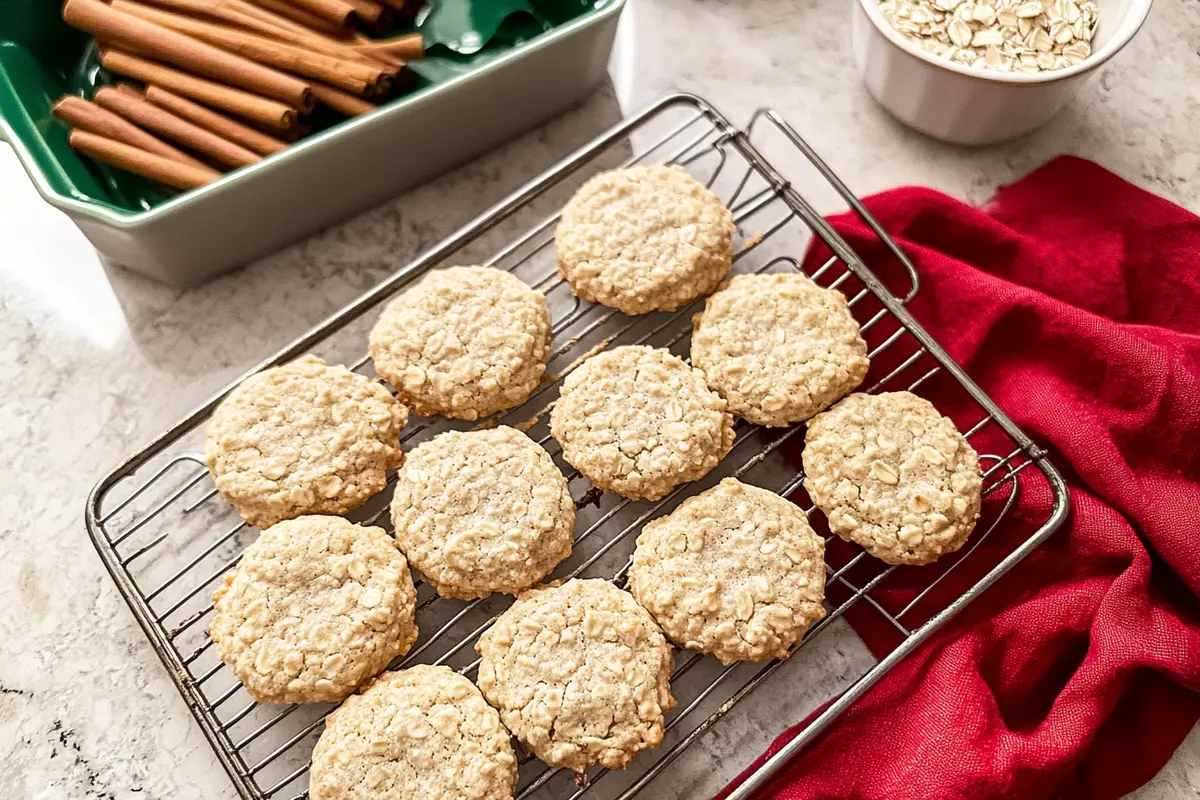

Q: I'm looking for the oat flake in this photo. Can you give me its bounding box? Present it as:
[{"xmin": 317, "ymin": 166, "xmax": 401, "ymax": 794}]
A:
[{"xmin": 878, "ymin": 0, "xmax": 1098, "ymax": 72}]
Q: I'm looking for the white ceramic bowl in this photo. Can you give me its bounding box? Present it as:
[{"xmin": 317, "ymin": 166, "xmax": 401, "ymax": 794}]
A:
[{"xmin": 852, "ymin": 0, "xmax": 1152, "ymax": 145}]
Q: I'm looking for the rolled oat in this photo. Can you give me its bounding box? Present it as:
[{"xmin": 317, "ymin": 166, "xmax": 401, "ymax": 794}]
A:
[{"xmin": 879, "ymin": 0, "xmax": 1099, "ymax": 72}]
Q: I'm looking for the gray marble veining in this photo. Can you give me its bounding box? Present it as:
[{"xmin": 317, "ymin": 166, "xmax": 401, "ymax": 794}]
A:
[{"xmin": 2, "ymin": 0, "xmax": 1199, "ymax": 797}]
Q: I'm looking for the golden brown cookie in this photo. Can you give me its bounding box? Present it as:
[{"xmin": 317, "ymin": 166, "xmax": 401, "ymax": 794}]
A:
[
  {"xmin": 556, "ymin": 165, "xmax": 735, "ymax": 314},
  {"xmin": 691, "ymin": 272, "xmax": 869, "ymax": 427},
  {"xmin": 803, "ymin": 391, "xmax": 983, "ymax": 565},
  {"xmin": 550, "ymin": 345, "xmax": 735, "ymax": 501},
  {"xmin": 309, "ymin": 666, "xmax": 517, "ymax": 800},
  {"xmin": 204, "ymin": 355, "xmax": 407, "ymax": 529},
  {"xmin": 210, "ymin": 516, "xmax": 418, "ymax": 704},
  {"xmin": 389, "ymin": 426, "xmax": 574, "ymax": 600},
  {"xmin": 475, "ymin": 579, "xmax": 676, "ymax": 773},
  {"xmin": 369, "ymin": 266, "xmax": 552, "ymax": 421},
  {"xmin": 630, "ymin": 478, "xmax": 826, "ymax": 664}
]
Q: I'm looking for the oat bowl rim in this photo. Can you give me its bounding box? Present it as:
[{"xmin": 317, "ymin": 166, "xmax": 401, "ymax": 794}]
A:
[{"xmin": 856, "ymin": 0, "xmax": 1153, "ymax": 85}]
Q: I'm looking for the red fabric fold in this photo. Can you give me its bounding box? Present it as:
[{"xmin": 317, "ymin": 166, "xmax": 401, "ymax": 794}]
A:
[{"xmin": 715, "ymin": 156, "xmax": 1200, "ymax": 800}]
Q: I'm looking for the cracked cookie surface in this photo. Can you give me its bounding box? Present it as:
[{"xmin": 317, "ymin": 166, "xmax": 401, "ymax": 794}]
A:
[
  {"xmin": 803, "ymin": 391, "xmax": 982, "ymax": 565},
  {"xmin": 475, "ymin": 579, "xmax": 676, "ymax": 773},
  {"xmin": 389, "ymin": 426, "xmax": 574, "ymax": 600},
  {"xmin": 310, "ymin": 666, "xmax": 516, "ymax": 800},
  {"xmin": 369, "ymin": 266, "xmax": 552, "ymax": 421},
  {"xmin": 556, "ymin": 165, "xmax": 735, "ymax": 315},
  {"xmin": 550, "ymin": 345, "xmax": 735, "ymax": 501},
  {"xmin": 205, "ymin": 355, "xmax": 407, "ymax": 529},
  {"xmin": 211, "ymin": 515, "xmax": 418, "ymax": 704},
  {"xmin": 691, "ymin": 272, "xmax": 869, "ymax": 427},
  {"xmin": 630, "ymin": 478, "xmax": 826, "ymax": 665}
]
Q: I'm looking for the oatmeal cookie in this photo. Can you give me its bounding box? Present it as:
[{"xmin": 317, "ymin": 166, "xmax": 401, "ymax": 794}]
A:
[
  {"xmin": 369, "ymin": 266, "xmax": 552, "ymax": 421},
  {"xmin": 475, "ymin": 579, "xmax": 675, "ymax": 773},
  {"xmin": 549, "ymin": 345, "xmax": 735, "ymax": 501},
  {"xmin": 204, "ymin": 355, "xmax": 407, "ymax": 529},
  {"xmin": 310, "ymin": 666, "xmax": 516, "ymax": 800},
  {"xmin": 802, "ymin": 392, "xmax": 983, "ymax": 565},
  {"xmin": 210, "ymin": 516, "xmax": 418, "ymax": 704},
  {"xmin": 630, "ymin": 478, "xmax": 826, "ymax": 664},
  {"xmin": 691, "ymin": 272, "xmax": 870, "ymax": 427},
  {"xmin": 389, "ymin": 426, "xmax": 574, "ymax": 600},
  {"xmin": 556, "ymin": 165, "xmax": 735, "ymax": 315}
]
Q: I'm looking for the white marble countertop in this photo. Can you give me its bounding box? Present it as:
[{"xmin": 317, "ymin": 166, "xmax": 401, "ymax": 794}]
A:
[{"xmin": 3, "ymin": 1, "xmax": 1199, "ymax": 797}]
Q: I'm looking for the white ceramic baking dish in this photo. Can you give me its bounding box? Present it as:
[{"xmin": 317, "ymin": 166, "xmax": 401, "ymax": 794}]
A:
[{"xmin": 0, "ymin": 0, "xmax": 625, "ymax": 286}]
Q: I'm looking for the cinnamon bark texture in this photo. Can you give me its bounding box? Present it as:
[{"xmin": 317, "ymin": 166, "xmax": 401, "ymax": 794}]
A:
[
  {"xmin": 53, "ymin": 95, "xmax": 210, "ymax": 170},
  {"xmin": 248, "ymin": 0, "xmax": 353, "ymax": 36},
  {"xmin": 309, "ymin": 83, "xmax": 376, "ymax": 116},
  {"xmin": 60, "ymin": 0, "xmax": 424, "ymax": 191},
  {"xmin": 282, "ymin": 0, "xmax": 358, "ymax": 27},
  {"xmin": 110, "ymin": 0, "xmax": 386, "ymax": 95},
  {"xmin": 64, "ymin": 0, "xmax": 314, "ymax": 111},
  {"xmin": 69, "ymin": 129, "xmax": 222, "ymax": 189},
  {"xmin": 99, "ymin": 48, "xmax": 300, "ymax": 128},
  {"xmin": 94, "ymin": 86, "xmax": 262, "ymax": 168},
  {"xmin": 144, "ymin": 87, "xmax": 288, "ymax": 155}
]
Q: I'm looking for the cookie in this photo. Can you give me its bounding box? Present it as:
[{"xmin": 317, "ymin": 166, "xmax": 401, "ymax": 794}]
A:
[
  {"xmin": 691, "ymin": 272, "xmax": 870, "ymax": 427},
  {"xmin": 556, "ymin": 165, "xmax": 735, "ymax": 315},
  {"xmin": 369, "ymin": 266, "xmax": 552, "ymax": 421},
  {"xmin": 629, "ymin": 478, "xmax": 826, "ymax": 665},
  {"xmin": 475, "ymin": 578, "xmax": 675, "ymax": 773},
  {"xmin": 550, "ymin": 345, "xmax": 735, "ymax": 501},
  {"xmin": 802, "ymin": 392, "xmax": 983, "ymax": 565},
  {"xmin": 389, "ymin": 426, "xmax": 574, "ymax": 600},
  {"xmin": 210, "ymin": 516, "xmax": 418, "ymax": 704},
  {"xmin": 204, "ymin": 355, "xmax": 407, "ymax": 529},
  {"xmin": 309, "ymin": 666, "xmax": 516, "ymax": 800}
]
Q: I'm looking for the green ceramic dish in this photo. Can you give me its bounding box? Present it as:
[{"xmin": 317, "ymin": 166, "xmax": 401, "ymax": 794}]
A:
[
  {"xmin": 0, "ymin": 0, "xmax": 623, "ymax": 284},
  {"xmin": 0, "ymin": 0, "xmax": 613, "ymax": 213}
]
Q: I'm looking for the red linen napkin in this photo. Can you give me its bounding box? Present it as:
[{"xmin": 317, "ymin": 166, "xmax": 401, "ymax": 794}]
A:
[{"xmin": 716, "ymin": 156, "xmax": 1200, "ymax": 800}]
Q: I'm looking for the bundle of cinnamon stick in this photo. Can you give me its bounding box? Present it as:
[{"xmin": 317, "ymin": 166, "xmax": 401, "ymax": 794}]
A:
[{"xmin": 57, "ymin": 0, "xmax": 424, "ymax": 191}]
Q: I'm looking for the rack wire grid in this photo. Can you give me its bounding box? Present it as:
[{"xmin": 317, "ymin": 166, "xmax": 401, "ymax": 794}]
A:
[{"xmin": 86, "ymin": 93, "xmax": 1069, "ymax": 800}]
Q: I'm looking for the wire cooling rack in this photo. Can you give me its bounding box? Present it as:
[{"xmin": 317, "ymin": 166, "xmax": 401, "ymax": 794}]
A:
[{"xmin": 86, "ymin": 94, "xmax": 1069, "ymax": 800}]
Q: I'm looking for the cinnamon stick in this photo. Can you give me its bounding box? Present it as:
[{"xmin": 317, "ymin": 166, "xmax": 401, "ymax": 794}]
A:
[
  {"xmin": 386, "ymin": 33, "xmax": 423, "ymax": 59},
  {"xmin": 310, "ymin": 83, "xmax": 376, "ymax": 116},
  {"xmin": 355, "ymin": 32, "xmax": 422, "ymax": 60},
  {"xmin": 279, "ymin": 0, "xmax": 357, "ymax": 27},
  {"xmin": 245, "ymin": 0, "xmax": 353, "ymax": 35},
  {"xmin": 145, "ymin": 86, "xmax": 288, "ymax": 155},
  {"xmin": 53, "ymin": 95, "xmax": 211, "ymax": 170},
  {"xmin": 228, "ymin": 0, "xmax": 403, "ymax": 73},
  {"xmin": 138, "ymin": 0, "xmax": 385, "ymax": 68},
  {"xmin": 99, "ymin": 49, "xmax": 299, "ymax": 129},
  {"xmin": 342, "ymin": 0, "xmax": 386, "ymax": 25},
  {"xmin": 94, "ymin": 85, "xmax": 262, "ymax": 168},
  {"xmin": 359, "ymin": 49, "xmax": 406, "ymax": 69},
  {"xmin": 136, "ymin": 0, "xmax": 298, "ymax": 41},
  {"xmin": 69, "ymin": 129, "xmax": 221, "ymax": 190},
  {"xmin": 250, "ymin": 119, "xmax": 309, "ymax": 141},
  {"xmin": 347, "ymin": 34, "xmax": 407, "ymax": 68},
  {"xmin": 111, "ymin": 0, "xmax": 385, "ymax": 95},
  {"xmin": 64, "ymin": 0, "xmax": 314, "ymax": 112},
  {"xmin": 377, "ymin": 0, "xmax": 406, "ymax": 10},
  {"xmin": 257, "ymin": 23, "xmax": 398, "ymax": 71}
]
